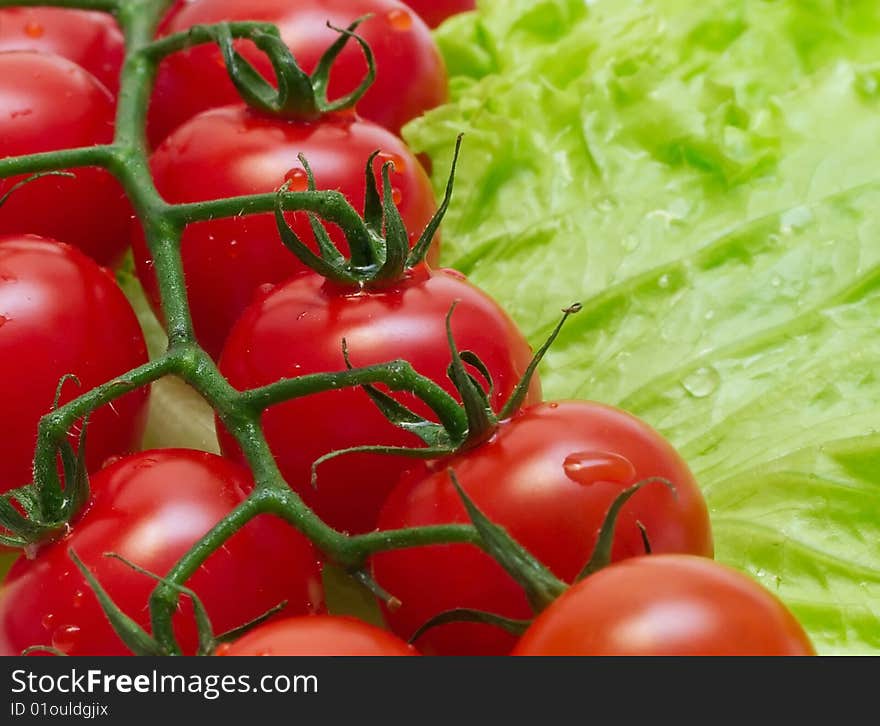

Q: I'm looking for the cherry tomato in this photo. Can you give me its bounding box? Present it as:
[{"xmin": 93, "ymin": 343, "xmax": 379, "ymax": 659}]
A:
[
  {"xmin": 0, "ymin": 450, "xmax": 324, "ymax": 656},
  {"xmin": 512, "ymin": 555, "xmax": 815, "ymax": 655},
  {"xmin": 218, "ymin": 265, "xmax": 540, "ymax": 535},
  {"xmin": 0, "ymin": 52, "xmax": 131, "ymax": 266},
  {"xmin": 372, "ymin": 400, "xmax": 714, "ymax": 655},
  {"xmin": 148, "ymin": 0, "xmax": 447, "ymax": 145},
  {"xmin": 0, "ymin": 236, "xmax": 149, "ymax": 496},
  {"xmin": 0, "ymin": 8, "xmax": 124, "ymax": 94},
  {"xmin": 132, "ymin": 105, "xmax": 438, "ymax": 359},
  {"xmin": 401, "ymin": 0, "xmax": 475, "ymax": 28},
  {"xmin": 217, "ymin": 615, "xmax": 418, "ymax": 656}
]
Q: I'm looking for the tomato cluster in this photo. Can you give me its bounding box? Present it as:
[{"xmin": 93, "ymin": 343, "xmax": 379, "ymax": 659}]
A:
[{"xmin": 0, "ymin": 1, "xmax": 815, "ymax": 657}]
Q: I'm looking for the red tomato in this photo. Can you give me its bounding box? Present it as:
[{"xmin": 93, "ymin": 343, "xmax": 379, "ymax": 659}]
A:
[
  {"xmin": 372, "ymin": 401, "xmax": 714, "ymax": 656},
  {"xmin": 217, "ymin": 615, "xmax": 418, "ymax": 655},
  {"xmin": 148, "ymin": 0, "xmax": 447, "ymax": 144},
  {"xmin": 512, "ymin": 555, "xmax": 815, "ymax": 655},
  {"xmin": 218, "ymin": 265, "xmax": 540, "ymax": 535},
  {"xmin": 0, "ymin": 450, "xmax": 324, "ymax": 656},
  {"xmin": 0, "ymin": 52, "xmax": 130, "ymax": 266},
  {"xmin": 132, "ymin": 105, "xmax": 438, "ymax": 359},
  {"xmin": 0, "ymin": 236, "xmax": 149, "ymax": 496},
  {"xmin": 402, "ymin": 0, "xmax": 475, "ymax": 28},
  {"xmin": 0, "ymin": 8, "xmax": 124, "ymax": 94}
]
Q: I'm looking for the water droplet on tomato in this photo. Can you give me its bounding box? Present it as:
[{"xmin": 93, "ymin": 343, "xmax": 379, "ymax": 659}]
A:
[
  {"xmin": 229, "ymin": 239, "xmax": 240, "ymax": 259},
  {"xmin": 41, "ymin": 613, "xmax": 56, "ymax": 630},
  {"xmin": 72, "ymin": 590, "xmax": 85, "ymax": 609},
  {"xmin": 548, "ymin": 402, "xmax": 559, "ymax": 409},
  {"xmin": 392, "ymin": 187, "xmax": 403, "ymax": 205},
  {"xmin": 377, "ymin": 151, "xmax": 406, "ymax": 173},
  {"xmin": 52, "ymin": 625, "xmax": 81, "ymax": 653},
  {"xmin": 24, "ymin": 21, "xmax": 44, "ymax": 38},
  {"xmin": 255, "ymin": 282, "xmax": 275, "ymax": 300},
  {"xmin": 101, "ymin": 454, "xmax": 123, "ymax": 469},
  {"xmin": 563, "ymin": 451, "xmax": 636, "ymax": 487},
  {"xmin": 284, "ymin": 167, "xmax": 309, "ymax": 192},
  {"xmin": 386, "ymin": 8, "xmax": 413, "ymax": 31}
]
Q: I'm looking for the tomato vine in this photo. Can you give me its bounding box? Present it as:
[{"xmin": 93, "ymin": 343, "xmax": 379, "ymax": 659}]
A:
[{"xmin": 0, "ymin": 0, "xmax": 557, "ymax": 655}]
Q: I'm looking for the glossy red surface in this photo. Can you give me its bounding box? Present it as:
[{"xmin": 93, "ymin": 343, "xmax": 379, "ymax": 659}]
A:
[
  {"xmin": 0, "ymin": 450, "xmax": 324, "ymax": 656},
  {"xmin": 218, "ymin": 266, "xmax": 540, "ymax": 534},
  {"xmin": 374, "ymin": 401, "xmax": 714, "ymax": 655},
  {"xmin": 0, "ymin": 235, "xmax": 148, "ymax": 495},
  {"xmin": 133, "ymin": 105, "xmax": 438, "ymax": 358}
]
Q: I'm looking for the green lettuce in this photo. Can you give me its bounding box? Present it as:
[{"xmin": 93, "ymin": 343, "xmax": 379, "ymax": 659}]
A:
[{"xmin": 406, "ymin": 0, "xmax": 880, "ymax": 653}]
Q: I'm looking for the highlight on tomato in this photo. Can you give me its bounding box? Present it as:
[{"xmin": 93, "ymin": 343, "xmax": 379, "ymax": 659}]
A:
[
  {"xmin": 132, "ymin": 105, "xmax": 438, "ymax": 358},
  {"xmin": 0, "ymin": 450, "xmax": 324, "ymax": 656},
  {"xmin": 0, "ymin": 52, "xmax": 131, "ymax": 267},
  {"xmin": 512, "ymin": 555, "xmax": 816, "ymax": 656},
  {"xmin": 0, "ymin": 235, "xmax": 149, "ymax": 497},
  {"xmin": 218, "ymin": 264, "xmax": 540, "ymax": 535},
  {"xmin": 372, "ymin": 400, "xmax": 714, "ymax": 656},
  {"xmin": 148, "ymin": 0, "xmax": 447, "ymax": 145},
  {"xmin": 0, "ymin": 7, "xmax": 124, "ymax": 94},
  {"xmin": 217, "ymin": 615, "xmax": 418, "ymax": 656}
]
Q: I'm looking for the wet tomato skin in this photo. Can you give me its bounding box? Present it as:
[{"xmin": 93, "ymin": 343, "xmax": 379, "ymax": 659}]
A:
[
  {"xmin": 401, "ymin": 0, "xmax": 475, "ymax": 28},
  {"xmin": 0, "ymin": 52, "xmax": 131, "ymax": 266},
  {"xmin": 0, "ymin": 235, "xmax": 149, "ymax": 496},
  {"xmin": 132, "ymin": 105, "xmax": 438, "ymax": 359},
  {"xmin": 149, "ymin": 0, "xmax": 447, "ymax": 144},
  {"xmin": 218, "ymin": 265, "xmax": 541, "ymax": 535},
  {"xmin": 373, "ymin": 401, "xmax": 713, "ymax": 656},
  {"xmin": 0, "ymin": 7, "xmax": 124, "ymax": 93},
  {"xmin": 512, "ymin": 555, "xmax": 816, "ymax": 656},
  {"xmin": 0, "ymin": 450, "xmax": 324, "ymax": 656},
  {"xmin": 217, "ymin": 616, "xmax": 418, "ymax": 656}
]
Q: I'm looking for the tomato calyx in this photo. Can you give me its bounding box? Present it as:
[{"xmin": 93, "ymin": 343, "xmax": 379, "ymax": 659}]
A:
[
  {"xmin": 0, "ymin": 414, "xmax": 90, "ymax": 551},
  {"xmin": 406, "ymin": 475, "xmax": 676, "ymax": 647},
  {"xmin": 275, "ymin": 135, "xmax": 462, "ymax": 287},
  {"xmin": 55, "ymin": 550, "xmax": 290, "ymax": 657},
  {"xmin": 307, "ymin": 300, "xmax": 582, "ymax": 486},
  {"xmin": 212, "ymin": 17, "xmax": 375, "ymax": 121}
]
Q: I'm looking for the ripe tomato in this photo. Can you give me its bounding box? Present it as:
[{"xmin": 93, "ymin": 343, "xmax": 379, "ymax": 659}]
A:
[
  {"xmin": 218, "ymin": 265, "xmax": 540, "ymax": 535},
  {"xmin": 132, "ymin": 105, "xmax": 438, "ymax": 359},
  {"xmin": 0, "ymin": 52, "xmax": 131, "ymax": 266},
  {"xmin": 372, "ymin": 401, "xmax": 713, "ymax": 655},
  {"xmin": 148, "ymin": 0, "xmax": 447, "ymax": 144},
  {"xmin": 0, "ymin": 236, "xmax": 149, "ymax": 496},
  {"xmin": 217, "ymin": 615, "xmax": 418, "ymax": 655},
  {"xmin": 512, "ymin": 555, "xmax": 815, "ymax": 655},
  {"xmin": 402, "ymin": 0, "xmax": 475, "ymax": 28},
  {"xmin": 0, "ymin": 450, "xmax": 324, "ymax": 656},
  {"xmin": 0, "ymin": 8, "xmax": 124, "ymax": 94}
]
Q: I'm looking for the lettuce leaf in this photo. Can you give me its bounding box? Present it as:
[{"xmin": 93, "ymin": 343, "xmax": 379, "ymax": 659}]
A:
[{"xmin": 407, "ymin": 0, "xmax": 880, "ymax": 653}]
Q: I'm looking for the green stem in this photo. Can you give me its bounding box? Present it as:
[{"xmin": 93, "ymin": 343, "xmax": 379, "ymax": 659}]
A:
[
  {"xmin": 0, "ymin": 147, "xmax": 115, "ymax": 178},
  {"xmin": 33, "ymin": 357, "xmax": 176, "ymax": 518},
  {"xmin": 142, "ymin": 21, "xmax": 280, "ymax": 62},
  {"xmin": 149, "ymin": 496, "xmax": 264, "ymax": 654},
  {"xmin": 241, "ymin": 361, "xmax": 468, "ymax": 442},
  {"xmin": 0, "ymin": 0, "xmax": 566, "ymax": 650}
]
